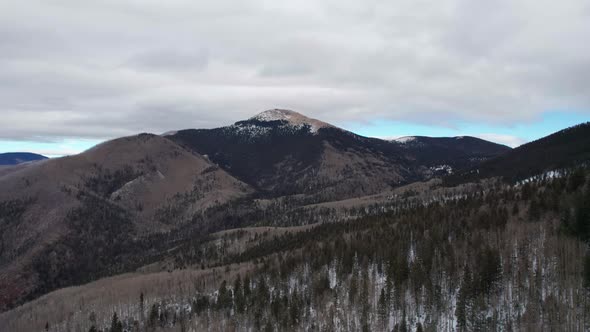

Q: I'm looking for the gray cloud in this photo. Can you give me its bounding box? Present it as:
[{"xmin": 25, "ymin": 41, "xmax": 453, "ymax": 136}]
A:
[
  {"xmin": 0, "ymin": 0, "xmax": 589, "ymax": 142},
  {"xmin": 127, "ymin": 48, "xmax": 209, "ymax": 72}
]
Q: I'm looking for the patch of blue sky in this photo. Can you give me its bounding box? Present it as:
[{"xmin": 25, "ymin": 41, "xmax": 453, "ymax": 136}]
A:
[
  {"xmin": 0, "ymin": 111, "xmax": 586, "ymax": 156},
  {"xmin": 340, "ymin": 111, "xmax": 588, "ymax": 147},
  {"xmin": 0, "ymin": 138, "xmax": 101, "ymax": 158}
]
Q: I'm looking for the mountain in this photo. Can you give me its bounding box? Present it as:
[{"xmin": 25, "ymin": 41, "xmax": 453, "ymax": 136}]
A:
[
  {"xmin": 446, "ymin": 121, "xmax": 590, "ymax": 184},
  {"xmin": 2, "ymin": 145, "xmax": 588, "ymax": 332},
  {"xmin": 0, "ymin": 133, "xmax": 251, "ymax": 310},
  {"xmin": 1, "ymin": 112, "xmax": 590, "ymax": 331},
  {"xmin": 170, "ymin": 109, "xmax": 509, "ymax": 202},
  {"xmin": 0, "ymin": 152, "xmax": 47, "ymax": 166},
  {"xmin": 391, "ymin": 135, "xmax": 511, "ymax": 175},
  {"xmin": 170, "ymin": 110, "xmax": 410, "ymax": 201},
  {"xmin": 0, "ymin": 110, "xmax": 512, "ymax": 311}
]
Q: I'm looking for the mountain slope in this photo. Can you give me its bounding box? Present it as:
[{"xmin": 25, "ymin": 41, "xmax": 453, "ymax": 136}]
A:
[
  {"xmin": 0, "ymin": 152, "xmax": 47, "ymax": 165},
  {"xmin": 392, "ymin": 135, "xmax": 511, "ymax": 175},
  {"xmin": 0, "ymin": 134, "xmax": 251, "ymax": 310},
  {"xmin": 446, "ymin": 122, "xmax": 590, "ymax": 184},
  {"xmin": 171, "ymin": 110, "xmax": 412, "ymax": 201},
  {"xmin": 2, "ymin": 165, "xmax": 588, "ymax": 332},
  {"xmin": 0, "ymin": 109, "xmax": 512, "ymax": 310},
  {"xmin": 170, "ymin": 109, "xmax": 510, "ymax": 201}
]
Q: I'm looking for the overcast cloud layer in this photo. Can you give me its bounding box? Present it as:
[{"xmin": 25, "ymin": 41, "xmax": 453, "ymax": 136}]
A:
[{"xmin": 1, "ymin": 0, "xmax": 589, "ymax": 143}]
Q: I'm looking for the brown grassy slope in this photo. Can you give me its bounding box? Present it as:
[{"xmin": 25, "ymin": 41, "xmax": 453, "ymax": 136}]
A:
[{"xmin": 0, "ymin": 133, "xmax": 252, "ymax": 311}]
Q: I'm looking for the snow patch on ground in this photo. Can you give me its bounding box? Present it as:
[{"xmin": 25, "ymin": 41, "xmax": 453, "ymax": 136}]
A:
[
  {"xmin": 514, "ymin": 169, "xmax": 565, "ymax": 187},
  {"xmin": 430, "ymin": 164, "xmax": 453, "ymax": 174}
]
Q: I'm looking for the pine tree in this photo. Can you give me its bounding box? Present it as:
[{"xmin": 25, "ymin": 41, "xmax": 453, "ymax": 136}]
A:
[
  {"xmin": 256, "ymin": 277, "xmax": 269, "ymax": 309},
  {"xmin": 349, "ymin": 273, "xmax": 358, "ymax": 304},
  {"xmin": 416, "ymin": 322, "xmax": 424, "ymax": 332},
  {"xmin": 140, "ymin": 292, "xmax": 145, "ymax": 322},
  {"xmin": 584, "ymin": 254, "xmax": 590, "ymax": 289},
  {"xmin": 378, "ymin": 287, "xmax": 388, "ymax": 330},
  {"xmin": 148, "ymin": 304, "xmax": 159, "ymax": 329},
  {"xmin": 575, "ymin": 187, "xmax": 590, "ymax": 241},
  {"xmin": 477, "ymin": 247, "xmax": 502, "ymax": 295},
  {"xmin": 456, "ymin": 265, "xmax": 473, "ymax": 331},
  {"xmin": 385, "ymin": 259, "xmax": 394, "ymax": 305},
  {"xmin": 235, "ymin": 275, "xmax": 245, "ymax": 313},
  {"xmin": 512, "ymin": 203, "xmax": 519, "ymax": 216},
  {"xmin": 88, "ymin": 311, "xmax": 97, "ymax": 332},
  {"xmin": 178, "ymin": 310, "xmax": 187, "ymax": 332},
  {"xmin": 360, "ymin": 268, "xmax": 370, "ymax": 332},
  {"xmin": 399, "ymin": 310, "xmax": 408, "ymax": 332},
  {"xmin": 244, "ymin": 275, "xmax": 251, "ymax": 299},
  {"xmin": 529, "ymin": 198, "xmax": 541, "ymax": 221},
  {"xmin": 159, "ymin": 305, "xmax": 168, "ymax": 328},
  {"xmin": 289, "ymin": 288, "xmax": 301, "ymax": 327},
  {"xmin": 263, "ymin": 321, "xmax": 274, "ymax": 332},
  {"xmin": 217, "ymin": 280, "xmax": 232, "ymax": 310},
  {"xmin": 270, "ymin": 290, "xmax": 282, "ymax": 320},
  {"xmin": 567, "ymin": 168, "xmax": 586, "ymax": 192},
  {"xmin": 110, "ymin": 312, "xmax": 122, "ymax": 332}
]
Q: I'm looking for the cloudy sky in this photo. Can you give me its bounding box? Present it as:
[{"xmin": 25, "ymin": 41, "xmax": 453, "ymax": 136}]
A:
[{"xmin": 1, "ymin": 0, "xmax": 589, "ymax": 156}]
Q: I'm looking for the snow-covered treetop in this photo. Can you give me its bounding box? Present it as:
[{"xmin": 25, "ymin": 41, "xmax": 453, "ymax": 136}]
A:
[{"xmin": 249, "ymin": 109, "xmax": 334, "ymax": 133}]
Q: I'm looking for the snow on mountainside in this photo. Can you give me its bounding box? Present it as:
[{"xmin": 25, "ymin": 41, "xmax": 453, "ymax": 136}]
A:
[
  {"xmin": 249, "ymin": 109, "xmax": 335, "ymax": 133},
  {"xmin": 393, "ymin": 135, "xmax": 468, "ymax": 144},
  {"xmin": 225, "ymin": 122, "xmax": 273, "ymax": 139},
  {"xmin": 393, "ymin": 136, "xmax": 417, "ymax": 143}
]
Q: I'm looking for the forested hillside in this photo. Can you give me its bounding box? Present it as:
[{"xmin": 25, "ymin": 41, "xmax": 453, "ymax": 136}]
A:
[
  {"xmin": 446, "ymin": 122, "xmax": 590, "ymax": 185},
  {"xmin": 2, "ymin": 167, "xmax": 589, "ymax": 332},
  {"xmin": 1, "ymin": 118, "xmax": 588, "ymax": 331}
]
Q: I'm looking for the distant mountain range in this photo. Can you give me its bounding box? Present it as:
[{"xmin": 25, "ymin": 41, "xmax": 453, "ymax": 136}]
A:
[
  {"xmin": 0, "ymin": 109, "xmax": 588, "ymax": 313},
  {"xmin": 0, "ymin": 152, "xmax": 47, "ymax": 165}
]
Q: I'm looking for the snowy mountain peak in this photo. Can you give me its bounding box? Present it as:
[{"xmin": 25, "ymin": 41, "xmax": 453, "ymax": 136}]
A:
[
  {"xmin": 251, "ymin": 109, "xmax": 299, "ymax": 122},
  {"xmin": 161, "ymin": 130, "xmax": 178, "ymax": 136},
  {"xmin": 249, "ymin": 109, "xmax": 333, "ymax": 133},
  {"xmin": 393, "ymin": 136, "xmax": 417, "ymax": 143}
]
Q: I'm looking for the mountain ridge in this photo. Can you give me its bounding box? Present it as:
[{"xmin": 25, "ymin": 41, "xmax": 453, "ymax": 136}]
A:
[
  {"xmin": 0, "ymin": 133, "xmax": 252, "ymax": 310},
  {"xmin": 445, "ymin": 121, "xmax": 590, "ymax": 184},
  {"xmin": 170, "ymin": 110, "xmax": 510, "ymax": 201},
  {"xmin": 0, "ymin": 152, "xmax": 47, "ymax": 166}
]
